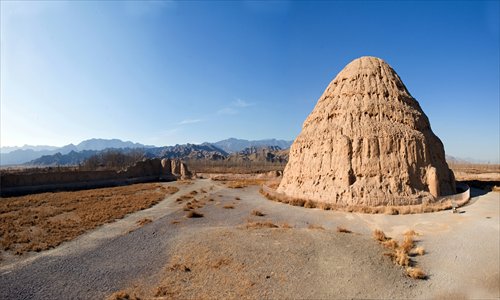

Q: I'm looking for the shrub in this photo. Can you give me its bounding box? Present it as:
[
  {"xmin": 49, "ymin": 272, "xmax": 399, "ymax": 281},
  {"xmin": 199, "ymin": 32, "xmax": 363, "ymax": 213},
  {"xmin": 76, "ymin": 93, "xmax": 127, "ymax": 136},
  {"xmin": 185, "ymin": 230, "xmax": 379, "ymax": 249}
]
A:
[
  {"xmin": 373, "ymin": 229, "xmax": 388, "ymax": 242},
  {"xmin": 251, "ymin": 210, "xmax": 265, "ymax": 217},
  {"xmin": 406, "ymin": 267, "xmax": 426, "ymax": 279},
  {"xmin": 186, "ymin": 211, "xmax": 203, "ymax": 218},
  {"xmin": 336, "ymin": 226, "xmax": 352, "ymax": 233}
]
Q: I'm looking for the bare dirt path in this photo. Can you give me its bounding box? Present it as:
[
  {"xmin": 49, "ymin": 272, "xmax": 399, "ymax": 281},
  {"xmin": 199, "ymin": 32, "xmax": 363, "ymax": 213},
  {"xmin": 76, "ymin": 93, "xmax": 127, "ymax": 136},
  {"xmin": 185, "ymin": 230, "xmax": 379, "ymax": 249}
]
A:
[{"xmin": 0, "ymin": 179, "xmax": 498, "ymax": 299}]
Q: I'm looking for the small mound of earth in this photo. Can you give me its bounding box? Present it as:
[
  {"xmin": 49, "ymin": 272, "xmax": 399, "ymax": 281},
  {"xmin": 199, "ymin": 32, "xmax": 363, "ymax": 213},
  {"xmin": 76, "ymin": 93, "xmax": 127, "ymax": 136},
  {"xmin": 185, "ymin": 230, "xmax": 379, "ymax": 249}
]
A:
[{"xmin": 134, "ymin": 227, "xmax": 421, "ymax": 299}]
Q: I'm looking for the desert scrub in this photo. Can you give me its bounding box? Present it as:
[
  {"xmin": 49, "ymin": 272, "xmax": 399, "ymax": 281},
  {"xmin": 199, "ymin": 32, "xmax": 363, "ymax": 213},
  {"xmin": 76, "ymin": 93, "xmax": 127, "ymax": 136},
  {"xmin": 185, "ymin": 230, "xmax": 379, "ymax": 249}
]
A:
[
  {"xmin": 336, "ymin": 226, "xmax": 352, "ymax": 233},
  {"xmin": 406, "ymin": 267, "xmax": 426, "ymax": 279},
  {"xmin": 374, "ymin": 229, "xmax": 427, "ymax": 279},
  {"xmin": 186, "ymin": 211, "xmax": 204, "ymax": 218},
  {"xmin": 245, "ymin": 221, "xmax": 279, "ymax": 229},
  {"xmin": 373, "ymin": 229, "xmax": 388, "ymax": 242},
  {"xmin": 0, "ymin": 183, "xmax": 178, "ymax": 255},
  {"xmin": 251, "ymin": 210, "xmax": 265, "ymax": 217}
]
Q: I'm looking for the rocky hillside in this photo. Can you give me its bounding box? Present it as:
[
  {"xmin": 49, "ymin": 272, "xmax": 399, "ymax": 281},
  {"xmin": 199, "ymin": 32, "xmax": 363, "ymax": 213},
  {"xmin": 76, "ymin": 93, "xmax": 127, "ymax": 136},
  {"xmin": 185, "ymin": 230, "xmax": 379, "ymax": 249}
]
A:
[{"xmin": 212, "ymin": 138, "xmax": 292, "ymax": 153}]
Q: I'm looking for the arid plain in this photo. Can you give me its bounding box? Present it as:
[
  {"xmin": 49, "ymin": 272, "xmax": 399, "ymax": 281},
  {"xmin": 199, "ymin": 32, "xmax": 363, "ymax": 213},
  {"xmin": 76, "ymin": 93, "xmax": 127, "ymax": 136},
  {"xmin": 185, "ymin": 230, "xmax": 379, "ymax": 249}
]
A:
[{"xmin": 0, "ymin": 168, "xmax": 498, "ymax": 299}]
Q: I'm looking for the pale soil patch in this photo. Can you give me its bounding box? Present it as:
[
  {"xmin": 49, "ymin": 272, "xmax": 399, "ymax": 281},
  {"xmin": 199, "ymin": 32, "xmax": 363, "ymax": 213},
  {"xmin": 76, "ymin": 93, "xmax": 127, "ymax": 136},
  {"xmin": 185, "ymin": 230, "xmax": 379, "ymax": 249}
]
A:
[
  {"xmin": 0, "ymin": 183, "xmax": 178, "ymax": 255},
  {"xmin": 124, "ymin": 227, "xmax": 416, "ymax": 299}
]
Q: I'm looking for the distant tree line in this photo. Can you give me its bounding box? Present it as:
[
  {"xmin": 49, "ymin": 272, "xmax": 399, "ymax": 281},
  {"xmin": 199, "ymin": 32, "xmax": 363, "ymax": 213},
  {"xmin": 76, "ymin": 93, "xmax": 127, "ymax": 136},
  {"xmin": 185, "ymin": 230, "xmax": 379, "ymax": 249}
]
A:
[
  {"xmin": 80, "ymin": 150, "xmax": 145, "ymax": 171},
  {"xmin": 186, "ymin": 159, "xmax": 286, "ymax": 174}
]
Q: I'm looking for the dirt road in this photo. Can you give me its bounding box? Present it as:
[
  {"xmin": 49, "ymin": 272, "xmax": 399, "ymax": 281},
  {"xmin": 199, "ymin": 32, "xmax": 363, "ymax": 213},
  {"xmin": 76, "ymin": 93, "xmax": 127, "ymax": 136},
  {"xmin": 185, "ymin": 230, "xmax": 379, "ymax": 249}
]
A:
[{"xmin": 0, "ymin": 179, "xmax": 498, "ymax": 299}]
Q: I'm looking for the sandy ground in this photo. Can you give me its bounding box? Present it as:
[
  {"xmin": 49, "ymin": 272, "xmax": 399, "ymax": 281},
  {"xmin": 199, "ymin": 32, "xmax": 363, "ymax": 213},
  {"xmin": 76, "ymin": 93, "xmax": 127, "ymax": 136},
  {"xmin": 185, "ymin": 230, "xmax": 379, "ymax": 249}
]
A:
[{"xmin": 0, "ymin": 179, "xmax": 498, "ymax": 299}]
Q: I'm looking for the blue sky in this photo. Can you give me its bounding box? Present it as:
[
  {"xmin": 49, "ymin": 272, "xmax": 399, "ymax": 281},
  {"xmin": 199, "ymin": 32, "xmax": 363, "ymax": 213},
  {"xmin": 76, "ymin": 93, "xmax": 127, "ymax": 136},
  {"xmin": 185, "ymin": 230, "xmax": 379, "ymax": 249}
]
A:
[{"xmin": 1, "ymin": 1, "xmax": 499, "ymax": 162}]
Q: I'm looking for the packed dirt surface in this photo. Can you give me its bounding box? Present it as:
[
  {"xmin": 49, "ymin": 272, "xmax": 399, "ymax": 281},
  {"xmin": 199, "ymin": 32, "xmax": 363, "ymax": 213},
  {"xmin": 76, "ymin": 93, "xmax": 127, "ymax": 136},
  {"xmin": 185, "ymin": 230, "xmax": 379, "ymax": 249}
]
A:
[{"xmin": 0, "ymin": 179, "xmax": 498, "ymax": 299}]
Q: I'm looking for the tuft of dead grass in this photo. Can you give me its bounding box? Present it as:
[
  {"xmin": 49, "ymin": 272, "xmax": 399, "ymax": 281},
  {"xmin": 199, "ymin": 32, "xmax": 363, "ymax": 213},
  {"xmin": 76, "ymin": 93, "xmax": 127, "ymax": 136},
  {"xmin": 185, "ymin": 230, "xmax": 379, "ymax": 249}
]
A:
[
  {"xmin": 226, "ymin": 179, "xmax": 267, "ymax": 189},
  {"xmin": 108, "ymin": 290, "xmax": 140, "ymax": 300},
  {"xmin": 406, "ymin": 267, "xmax": 426, "ymax": 279},
  {"xmin": 384, "ymin": 207, "xmax": 399, "ymax": 215},
  {"xmin": 0, "ymin": 183, "xmax": 178, "ymax": 255},
  {"xmin": 235, "ymin": 197, "xmax": 241, "ymax": 200},
  {"xmin": 186, "ymin": 211, "xmax": 204, "ymax": 218},
  {"xmin": 394, "ymin": 248, "xmax": 410, "ymax": 266},
  {"xmin": 373, "ymin": 229, "xmax": 388, "ymax": 242},
  {"xmin": 245, "ymin": 221, "xmax": 279, "ymax": 229},
  {"xmin": 375, "ymin": 229, "xmax": 427, "ymax": 279},
  {"xmin": 404, "ymin": 230, "xmax": 418, "ymax": 237},
  {"xmin": 222, "ymin": 205, "xmax": 235, "ymax": 209},
  {"xmin": 308, "ymin": 224, "xmax": 325, "ymax": 230},
  {"xmin": 136, "ymin": 218, "xmax": 152, "ymax": 226},
  {"xmin": 281, "ymin": 222, "xmax": 292, "ymax": 229},
  {"xmin": 410, "ymin": 246, "xmax": 425, "ymax": 256},
  {"xmin": 304, "ymin": 200, "xmax": 317, "ymax": 208},
  {"xmin": 251, "ymin": 210, "xmax": 265, "ymax": 217},
  {"xmin": 336, "ymin": 226, "xmax": 352, "ymax": 233},
  {"xmin": 400, "ymin": 235, "xmax": 415, "ymax": 253},
  {"xmin": 381, "ymin": 239, "xmax": 399, "ymax": 250}
]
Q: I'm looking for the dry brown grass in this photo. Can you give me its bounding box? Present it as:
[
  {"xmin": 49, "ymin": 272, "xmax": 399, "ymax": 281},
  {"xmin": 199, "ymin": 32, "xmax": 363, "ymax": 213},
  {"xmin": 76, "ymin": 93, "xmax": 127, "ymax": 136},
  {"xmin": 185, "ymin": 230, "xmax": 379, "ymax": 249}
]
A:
[
  {"xmin": 375, "ymin": 229, "xmax": 427, "ymax": 279},
  {"xmin": 381, "ymin": 239, "xmax": 399, "ymax": 250},
  {"xmin": 260, "ymin": 185, "xmax": 468, "ymax": 215},
  {"xmin": 384, "ymin": 207, "xmax": 399, "ymax": 215},
  {"xmin": 373, "ymin": 229, "xmax": 388, "ymax": 242},
  {"xmin": 401, "ymin": 235, "xmax": 415, "ymax": 253},
  {"xmin": 245, "ymin": 221, "xmax": 279, "ymax": 229},
  {"xmin": 406, "ymin": 267, "xmax": 427, "ymax": 279},
  {"xmin": 223, "ymin": 204, "xmax": 235, "ymax": 209},
  {"xmin": 136, "ymin": 218, "xmax": 152, "ymax": 226},
  {"xmin": 404, "ymin": 230, "xmax": 418, "ymax": 237},
  {"xmin": 226, "ymin": 179, "xmax": 267, "ymax": 189},
  {"xmin": 176, "ymin": 194, "xmax": 194, "ymax": 202},
  {"xmin": 251, "ymin": 210, "xmax": 265, "ymax": 217},
  {"xmin": 186, "ymin": 211, "xmax": 204, "ymax": 218},
  {"xmin": 0, "ymin": 183, "xmax": 178, "ymax": 255},
  {"xmin": 410, "ymin": 246, "xmax": 425, "ymax": 256},
  {"xmin": 107, "ymin": 290, "xmax": 140, "ymax": 300},
  {"xmin": 235, "ymin": 197, "xmax": 241, "ymax": 200},
  {"xmin": 308, "ymin": 224, "xmax": 325, "ymax": 230},
  {"xmin": 281, "ymin": 222, "xmax": 292, "ymax": 229},
  {"xmin": 336, "ymin": 226, "xmax": 352, "ymax": 233},
  {"xmin": 394, "ymin": 248, "xmax": 410, "ymax": 266}
]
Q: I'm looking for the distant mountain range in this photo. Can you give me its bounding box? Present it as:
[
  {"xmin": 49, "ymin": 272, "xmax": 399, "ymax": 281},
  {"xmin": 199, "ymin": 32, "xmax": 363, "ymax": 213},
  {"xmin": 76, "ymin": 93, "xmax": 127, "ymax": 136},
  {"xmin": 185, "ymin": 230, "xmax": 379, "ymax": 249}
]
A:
[
  {"xmin": 2, "ymin": 138, "xmax": 484, "ymax": 167},
  {"xmin": 212, "ymin": 138, "xmax": 293, "ymax": 153},
  {"xmin": 0, "ymin": 138, "xmax": 293, "ymax": 166},
  {"xmin": 0, "ymin": 139, "xmax": 153, "ymax": 166}
]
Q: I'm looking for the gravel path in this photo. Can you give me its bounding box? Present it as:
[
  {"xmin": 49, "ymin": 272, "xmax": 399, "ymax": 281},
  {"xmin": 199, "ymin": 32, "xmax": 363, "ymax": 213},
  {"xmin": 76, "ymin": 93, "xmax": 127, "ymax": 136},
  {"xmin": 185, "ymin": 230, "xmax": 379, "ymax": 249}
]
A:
[{"xmin": 0, "ymin": 180, "xmax": 213, "ymax": 300}]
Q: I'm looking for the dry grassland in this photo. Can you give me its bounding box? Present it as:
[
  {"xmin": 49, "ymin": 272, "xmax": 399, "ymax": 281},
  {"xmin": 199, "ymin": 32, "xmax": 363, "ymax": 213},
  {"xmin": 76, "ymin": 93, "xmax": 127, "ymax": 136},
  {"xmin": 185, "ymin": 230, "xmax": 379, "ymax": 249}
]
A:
[
  {"xmin": 224, "ymin": 179, "xmax": 268, "ymax": 189},
  {"xmin": 260, "ymin": 186, "xmax": 467, "ymax": 215},
  {"xmin": 0, "ymin": 183, "xmax": 178, "ymax": 255}
]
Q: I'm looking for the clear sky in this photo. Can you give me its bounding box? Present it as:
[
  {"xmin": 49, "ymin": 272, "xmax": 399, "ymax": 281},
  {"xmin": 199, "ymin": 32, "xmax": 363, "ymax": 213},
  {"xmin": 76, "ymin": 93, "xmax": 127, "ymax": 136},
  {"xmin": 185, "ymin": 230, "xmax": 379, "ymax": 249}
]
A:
[{"xmin": 1, "ymin": 1, "xmax": 499, "ymax": 162}]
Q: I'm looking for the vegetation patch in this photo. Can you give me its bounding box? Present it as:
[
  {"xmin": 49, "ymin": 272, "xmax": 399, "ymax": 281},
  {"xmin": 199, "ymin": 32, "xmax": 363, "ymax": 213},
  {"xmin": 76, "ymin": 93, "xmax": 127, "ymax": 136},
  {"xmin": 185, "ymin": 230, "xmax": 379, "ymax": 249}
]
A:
[
  {"xmin": 225, "ymin": 179, "xmax": 267, "ymax": 189},
  {"xmin": 245, "ymin": 221, "xmax": 279, "ymax": 229},
  {"xmin": 251, "ymin": 210, "xmax": 265, "ymax": 217},
  {"xmin": 136, "ymin": 218, "xmax": 152, "ymax": 226},
  {"xmin": 0, "ymin": 183, "xmax": 178, "ymax": 255},
  {"xmin": 373, "ymin": 229, "xmax": 427, "ymax": 280},
  {"xmin": 186, "ymin": 211, "xmax": 204, "ymax": 218},
  {"xmin": 307, "ymin": 224, "xmax": 325, "ymax": 230},
  {"xmin": 336, "ymin": 226, "xmax": 352, "ymax": 233}
]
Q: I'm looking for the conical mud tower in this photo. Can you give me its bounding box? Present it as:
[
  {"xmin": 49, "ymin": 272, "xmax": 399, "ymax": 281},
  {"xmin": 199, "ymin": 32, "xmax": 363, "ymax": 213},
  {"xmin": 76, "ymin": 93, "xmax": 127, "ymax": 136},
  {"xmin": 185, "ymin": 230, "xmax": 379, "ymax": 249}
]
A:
[{"xmin": 278, "ymin": 56, "xmax": 455, "ymax": 206}]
